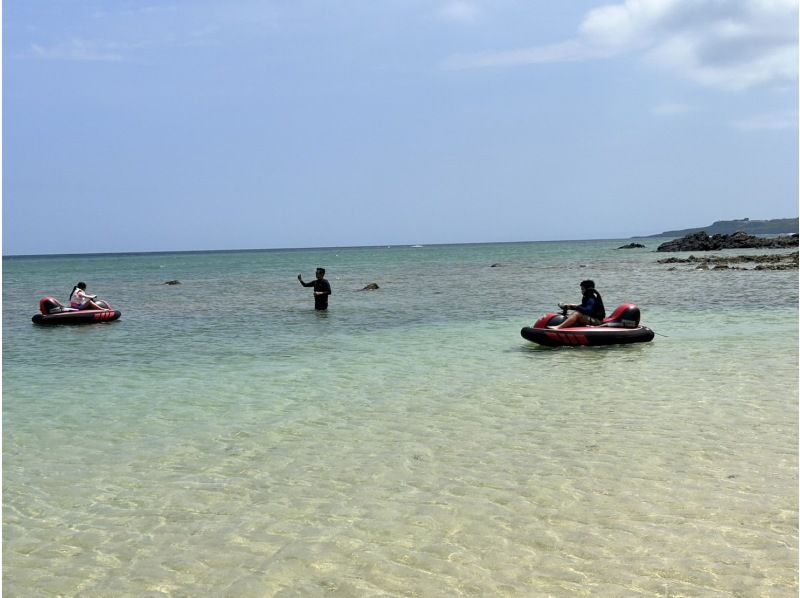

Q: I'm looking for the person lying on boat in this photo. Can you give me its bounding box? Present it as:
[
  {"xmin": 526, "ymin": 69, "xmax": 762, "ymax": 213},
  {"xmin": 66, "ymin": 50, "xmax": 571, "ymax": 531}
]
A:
[
  {"xmin": 69, "ymin": 282, "xmax": 108, "ymax": 311},
  {"xmin": 555, "ymin": 280, "xmax": 606, "ymax": 328}
]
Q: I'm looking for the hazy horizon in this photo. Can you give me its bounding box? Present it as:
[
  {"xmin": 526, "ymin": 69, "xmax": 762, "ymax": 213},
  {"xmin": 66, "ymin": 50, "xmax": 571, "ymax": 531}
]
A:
[{"xmin": 5, "ymin": 218, "xmax": 799, "ymax": 258}]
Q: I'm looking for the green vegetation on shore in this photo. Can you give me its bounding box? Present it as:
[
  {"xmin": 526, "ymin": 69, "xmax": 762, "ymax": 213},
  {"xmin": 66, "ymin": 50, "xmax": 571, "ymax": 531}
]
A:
[{"xmin": 646, "ymin": 217, "xmax": 798, "ymax": 237}]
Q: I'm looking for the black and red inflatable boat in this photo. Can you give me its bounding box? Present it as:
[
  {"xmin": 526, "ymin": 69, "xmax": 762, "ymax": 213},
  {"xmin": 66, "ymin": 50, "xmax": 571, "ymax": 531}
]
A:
[
  {"xmin": 521, "ymin": 303, "xmax": 654, "ymax": 347},
  {"xmin": 32, "ymin": 296, "xmax": 121, "ymax": 325}
]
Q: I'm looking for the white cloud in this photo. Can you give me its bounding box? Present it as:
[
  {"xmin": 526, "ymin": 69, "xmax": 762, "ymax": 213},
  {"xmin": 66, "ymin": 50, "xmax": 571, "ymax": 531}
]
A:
[
  {"xmin": 440, "ymin": 1, "xmax": 480, "ymax": 24},
  {"xmin": 29, "ymin": 40, "xmax": 124, "ymax": 62},
  {"xmin": 445, "ymin": 0, "xmax": 799, "ymax": 90},
  {"xmin": 21, "ymin": 3, "xmax": 248, "ymax": 63},
  {"xmin": 731, "ymin": 110, "xmax": 798, "ymax": 130}
]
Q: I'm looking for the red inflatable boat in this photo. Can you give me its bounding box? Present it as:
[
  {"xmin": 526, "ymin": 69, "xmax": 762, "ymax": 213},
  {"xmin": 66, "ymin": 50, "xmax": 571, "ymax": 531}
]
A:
[
  {"xmin": 32, "ymin": 296, "xmax": 121, "ymax": 325},
  {"xmin": 521, "ymin": 303, "xmax": 654, "ymax": 347}
]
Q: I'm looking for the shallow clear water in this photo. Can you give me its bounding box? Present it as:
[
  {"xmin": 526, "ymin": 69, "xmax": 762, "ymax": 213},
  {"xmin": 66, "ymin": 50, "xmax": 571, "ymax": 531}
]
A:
[{"xmin": 4, "ymin": 240, "xmax": 798, "ymax": 596}]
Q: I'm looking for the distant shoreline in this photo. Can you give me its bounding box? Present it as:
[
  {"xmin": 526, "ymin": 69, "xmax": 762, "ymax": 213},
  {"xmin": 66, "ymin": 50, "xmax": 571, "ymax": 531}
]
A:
[
  {"xmin": 5, "ymin": 219, "xmax": 798, "ymax": 258},
  {"xmin": 642, "ymin": 217, "xmax": 798, "ymax": 238}
]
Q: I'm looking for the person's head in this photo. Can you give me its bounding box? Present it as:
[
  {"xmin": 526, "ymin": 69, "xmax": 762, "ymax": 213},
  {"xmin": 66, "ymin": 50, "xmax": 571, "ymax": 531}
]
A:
[
  {"xmin": 580, "ymin": 280, "xmax": 595, "ymax": 295},
  {"xmin": 315, "ymin": 268, "xmax": 325, "ymax": 279},
  {"xmin": 77, "ymin": 282, "xmax": 87, "ymax": 290}
]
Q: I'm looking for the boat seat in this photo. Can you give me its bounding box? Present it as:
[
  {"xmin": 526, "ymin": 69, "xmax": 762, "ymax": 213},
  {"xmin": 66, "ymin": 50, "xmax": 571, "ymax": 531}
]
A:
[
  {"xmin": 600, "ymin": 303, "xmax": 641, "ymax": 328},
  {"xmin": 39, "ymin": 296, "xmax": 78, "ymax": 314}
]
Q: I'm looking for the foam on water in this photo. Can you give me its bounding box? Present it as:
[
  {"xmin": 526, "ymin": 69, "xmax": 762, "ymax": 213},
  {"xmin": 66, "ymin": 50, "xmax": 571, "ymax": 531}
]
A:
[{"xmin": 4, "ymin": 241, "xmax": 798, "ymax": 595}]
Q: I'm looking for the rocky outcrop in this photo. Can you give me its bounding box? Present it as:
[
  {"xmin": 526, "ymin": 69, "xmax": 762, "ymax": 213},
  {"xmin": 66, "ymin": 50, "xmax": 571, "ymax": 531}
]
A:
[
  {"xmin": 164, "ymin": 280, "xmax": 181, "ymax": 285},
  {"xmin": 360, "ymin": 283, "xmax": 380, "ymax": 290},
  {"xmin": 657, "ymin": 231, "xmax": 799, "ymax": 252},
  {"xmin": 651, "ymin": 217, "xmax": 798, "ymax": 237},
  {"xmin": 657, "ymin": 252, "xmax": 798, "ymax": 270},
  {"xmin": 617, "ymin": 243, "xmax": 645, "ymax": 249}
]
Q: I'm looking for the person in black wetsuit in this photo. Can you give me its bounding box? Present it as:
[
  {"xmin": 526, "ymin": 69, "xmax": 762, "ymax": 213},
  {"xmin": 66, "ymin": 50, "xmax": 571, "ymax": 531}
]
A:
[
  {"xmin": 297, "ymin": 268, "xmax": 332, "ymax": 310},
  {"xmin": 555, "ymin": 279, "xmax": 605, "ymax": 328}
]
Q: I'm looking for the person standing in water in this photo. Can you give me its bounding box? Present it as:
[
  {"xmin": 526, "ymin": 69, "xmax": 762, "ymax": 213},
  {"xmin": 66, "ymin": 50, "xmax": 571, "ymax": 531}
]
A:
[{"xmin": 297, "ymin": 268, "xmax": 332, "ymax": 311}]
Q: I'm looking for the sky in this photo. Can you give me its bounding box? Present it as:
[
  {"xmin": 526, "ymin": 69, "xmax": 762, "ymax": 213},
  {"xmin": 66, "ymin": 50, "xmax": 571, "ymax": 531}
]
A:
[{"xmin": 4, "ymin": 0, "xmax": 799, "ymax": 255}]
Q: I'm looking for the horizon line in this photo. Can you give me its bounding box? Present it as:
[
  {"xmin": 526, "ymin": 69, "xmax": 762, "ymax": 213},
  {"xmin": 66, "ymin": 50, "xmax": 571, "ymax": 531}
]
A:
[{"xmin": 3, "ymin": 234, "xmax": 670, "ymax": 259}]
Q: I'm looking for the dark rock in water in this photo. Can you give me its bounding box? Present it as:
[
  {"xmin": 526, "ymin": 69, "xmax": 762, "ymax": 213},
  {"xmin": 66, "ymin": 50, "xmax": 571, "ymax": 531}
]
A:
[
  {"xmin": 657, "ymin": 231, "xmax": 799, "ymax": 252},
  {"xmin": 755, "ymin": 262, "xmax": 798, "ymax": 270},
  {"xmin": 617, "ymin": 243, "xmax": 646, "ymax": 249},
  {"xmin": 164, "ymin": 280, "xmax": 181, "ymax": 285},
  {"xmin": 360, "ymin": 283, "xmax": 380, "ymax": 291},
  {"xmin": 490, "ymin": 263, "xmax": 502, "ymax": 267},
  {"xmin": 657, "ymin": 251, "xmax": 798, "ymax": 270}
]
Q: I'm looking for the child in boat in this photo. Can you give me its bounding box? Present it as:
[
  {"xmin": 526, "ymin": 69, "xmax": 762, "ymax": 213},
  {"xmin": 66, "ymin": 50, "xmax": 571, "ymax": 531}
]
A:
[{"xmin": 69, "ymin": 282, "xmax": 107, "ymax": 311}]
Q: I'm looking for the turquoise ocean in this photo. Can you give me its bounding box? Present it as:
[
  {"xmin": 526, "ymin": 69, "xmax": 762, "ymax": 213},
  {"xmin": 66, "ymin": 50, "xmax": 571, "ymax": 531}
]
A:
[{"xmin": 3, "ymin": 240, "xmax": 798, "ymax": 596}]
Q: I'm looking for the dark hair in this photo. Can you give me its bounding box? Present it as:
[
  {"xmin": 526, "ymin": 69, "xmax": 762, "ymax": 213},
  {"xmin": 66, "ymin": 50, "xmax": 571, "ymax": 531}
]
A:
[
  {"xmin": 316, "ymin": 268, "xmax": 325, "ymax": 275},
  {"xmin": 70, "ymin": 282, "xmax": 86, "ymax": 297},
  {"xmin": 580, "ymin": 280, "xmax": 595, "ymax": 289}
]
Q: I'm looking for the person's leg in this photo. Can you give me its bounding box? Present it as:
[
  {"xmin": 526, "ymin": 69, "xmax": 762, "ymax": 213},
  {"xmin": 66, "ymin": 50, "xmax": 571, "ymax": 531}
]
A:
[{"xmin": 555, "ymin": 313, "xmax": 581, "ymax": 328}]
